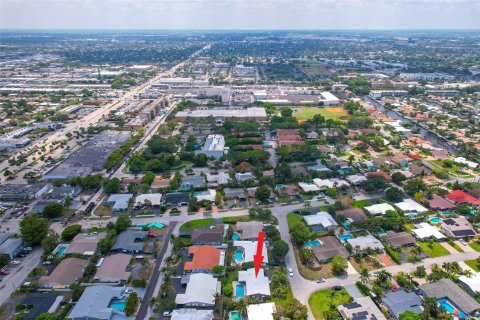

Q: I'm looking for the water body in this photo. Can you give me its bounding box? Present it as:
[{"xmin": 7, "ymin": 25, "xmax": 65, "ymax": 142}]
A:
[{"xmin": 364, "ymin": 96, "xmax": 457, "ymax": 154}]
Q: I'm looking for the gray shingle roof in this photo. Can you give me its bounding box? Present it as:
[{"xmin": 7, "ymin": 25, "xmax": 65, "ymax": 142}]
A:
[
  {"xmin": 112, "ymin": 230, "xmax": 148, "ymax": 253},
  {"xmin": 382, "ymin": 290, "xmax": 423, "ymax": 318},
  {"xmin": 68, "ymin": 285, "xmax": 124, "ymax": 319}
]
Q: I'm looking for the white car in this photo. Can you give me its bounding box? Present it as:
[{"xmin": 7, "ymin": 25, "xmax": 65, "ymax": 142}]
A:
[
  {"xmin": 10, "ymin": 260, "xmax": 20, "ymax": 265},
  {"xmin": 288, "ymin": 268, "xmax": 293, "ymax": 277},
  {"xmin": 459, "ymin": 239, "xmax": 468, "ymax": 246}
]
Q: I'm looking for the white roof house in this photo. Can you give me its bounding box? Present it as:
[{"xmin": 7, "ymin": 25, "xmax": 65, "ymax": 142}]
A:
[
  {"xmin": 347, "ymin": 235, "xmax": 385, "ymax": 253},
  {"xmin": 298, "ymin": 182, "xmax": 320, "ymax": 193},
  {"xmin": 454, "ymin": 157, "xmax": 478, "ymax": 169},
  {"xmin": 313, "ymin": 178, "xmax": 350, "ymax": 190},
  {"xmin": 411, "ymin": 223, "xmax": 446, "ymax": 240},
  {"xmin": 171, "ymin": 309, "xmax": 213, "ymax": 320},
  {"xmin": 364, "ymin": 203, "xmax": 395, "ymax": 215},
  {"xmin": 459, "ymin": 273, "xmax": 480, "ymax": 296},
  {"xmin": 346, "ymin": 174, "xmax": 367, "ymax": 185},
  {"xmin": 194, "ymin": 189, "xmax": 217, "ymax": 202},
  {"xmin": 234, "ymin": 241, "xmax": 268, "ymax": 264},
  {"xmin": 394, "ymin": 198, "xmax": 428, "ymax": 213},
  {"xmin": 238, "ymin": 268, "xmax": 271, "ymax": 297},
  {"xmin": 175, "ymin": 273, "xmax": 220, "ymax": 307},
  {"xmin": 135, "ymin": 193, "xmax": 162, "ymax": 206},
  {"xmin": 247, "ymin": 302, "xmax": 276, "ymax": 320},
  {"xmin": 304, "ymin": 212, "xmax": 338, "ymax": 230}
]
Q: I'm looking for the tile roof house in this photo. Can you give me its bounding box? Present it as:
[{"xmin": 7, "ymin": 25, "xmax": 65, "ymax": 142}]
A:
[
  {"xmin": 275, "ymin": 183, "xmax": 299, "ymax": 196},
  {"xmin": 408, "ymin": 163, "xmax": 432, "ymax": 176},
  {"xmin": 94, "ymin": 253, "xmax": 131, "ymax": 283},
  {"xmin": 428, "ymin": 194, "xmax": 456, "ymax": 210},
  {"xmin": 440, "ymin": 217, "xmax": 477, "ymax": 239},
  {"xmin": 175, "ymin": 273, "xmax": 220, "ymax": 307},
  {"xmin": 65, "ymin": 232, "xmax": 106, "ymax": 255},
  {"xmin": 39, "ymin": 258, "xmax": 88, "ymax": 288},
  {"xmin": 291, "ymin": 166, "xmax": 308, "ymax": 176},
  {"xmin": 311, "ymin": 236, "xmax": 349, "ymax": 263},
  {"xmin": 419, "ymin": 278, "xmax": 480, "ymax": 317},
  {"xmin": 385, "ymin": 231, "xmax": 416, "ymax": 249},
  {"xmin": 382, "ymin": 290, "xmax": 423, "ymax": 319},
  {"xmin": 236, "ymin": 221, "xmax": 264, "ymax": 240},
  {"xmin": 184, "ymin": 246, "xmax": 224, "ymax": 272},
  {"xmin": 338, "ymin": 296, "xmax": 387, "ymax": 320},
  {"xmin": 446, "ymin": 190, "xmax": 480, "ymax": 205},
  {"xmin": 191, "ymin": 225, "xmax": 224, "ymax": 245},
  {"xmin": 238, "ymin": 268, "xmax": 270, "ymax": 298},
  {"xmin": 336, "ymin": 208, "xmax": 366, "ymax": 222},
  {"xmin": 365, "ymin": 171, "xmax": 392, "ymax": 182},
  {"xmin": 67, "ymin": 285, "xmax": 127, "ymax": 320},
  {"xmin": 111, "ymin": 230, "xmax": 148, "ymax": 253}
]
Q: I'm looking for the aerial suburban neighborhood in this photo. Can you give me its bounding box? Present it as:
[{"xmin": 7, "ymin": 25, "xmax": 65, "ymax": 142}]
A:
[{"xmin": 1, "ymin": 4, "xmax": 480, "ymax": 320}]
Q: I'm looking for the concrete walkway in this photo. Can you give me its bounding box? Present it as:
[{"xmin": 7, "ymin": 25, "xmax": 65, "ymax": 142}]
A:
[{"xmin": 440, "ymin": 241, "xmax": 460, "ymax": 254}]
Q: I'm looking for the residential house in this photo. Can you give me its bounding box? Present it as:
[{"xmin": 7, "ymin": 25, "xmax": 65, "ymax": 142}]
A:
[
  {"xmin": 21, "ymin": 293, "xmax": 63, "ymax": 320},
  {"xmin": 191, "ymin": 225, "xmax": 224, "ymax": 245},
  {"xmin": 382, "ymin": 290, "xmax": 423, "ymax": 319},
  {"xmin": 238, "ymin": 268, "xmax": 270, "ymax": 298},
  {"xmin": 111, "ymin": 230, "xmax": 148, "ymax": 253},
  {"xmin": 171, "ymin": 309, "xmax": 213, "ymax": 320},
  {"xmin": 446, "ymin": 190, "xmax": 480, "ymax": 206},
  {"xmin": 236, "ymin": 221, "xmax": 263, "ymax": 240},
  {"xmin": 94, "ymin": 253, "xmax": 131, "ymax": 283},
  {"xmin": 164, "ymin": 192, "xmax": 190, "ymax": 206},
  {"xmin": 411, "ymin": 223, "xmax": 446, "ymax": 241},
  {"xmin": 106, "ymin": 194, "xmax": 133, "ymax": 212},
  {"xmin": 135, "ymin": 193, "xmax": 162, "ymax": 207},
  {"xmin": 440, "ymin": 217, "xmax": 477, "ymax": 239},
  {"xmin": 194, "ymin": 189, "xmax": 216, "ymax": 202},
  {"xmin": 364, "ymin": 203, "xmax": 395, "ymax": 215},
  {"xmin": 151, "ymin": 175, "xmax": 173, "ymax": 189},
  {"xmin": 459, "ymin": 273, "xmax": 480, "ymax": 296},
  {"xmin": 180, "ymin": 176, "xmax": 206, "ymax": 190},
  {"xmin": 0, "ymin": 233, "xmax": 23, "ymax": 259},
  {"xmin": 428, "ymin": 194, "xmax": 456, "ymax": 211},
  {"xmin": 234, "ymin": 241, "xmax": 268, "ymax": 264},
  {"xmin": 65, "ymin": 232, "xmax": 106, "ymax": 256},
  {"xmin": 235, "ymin": 172, "xmax": 256, "ymax": 182},
  {"xmin": 224, "ymin": 187, "xmax": 247, "ymax": 200},
  {"xmin": 394, "ymin": 199, "xmax": 428, "ymax": 214},
  {"xmin": 336, "ymin": 208, "xmax": 366, "ymax": 222},
  {"xmin": 347, "ymin": 235, "xmax": 385, "ymax": 254},
  {"xmin": 311, "ymin": 236, "xmax": 349, "ymax": 263},
  {"xmin": 338, "ymin": 297, "xmax": 386, "ymax": 320},
  {"xmin": 175, "ymin": 273, "xmax": 220, "ymax": 307},
  {"xmin": 247, "ymin": 303, "xmax": 276, "ymax": 320},
  {"xmin": 39, "ymin": 258, "xmax": 88, "ymax": 288},
  {"xmin": 385, "ymin": 231, "xmax": 416, "ymax": 249},
  {"xmin": 275, "ymin": 183, "xmax": 299, "ymax": 196},
  {"xmin": 184, "ymin": 246, "xmax": 224, "ymax": 273},
  {"xmin": 303, "ymin": 212, "xmax": 338, "ymax": 231}
]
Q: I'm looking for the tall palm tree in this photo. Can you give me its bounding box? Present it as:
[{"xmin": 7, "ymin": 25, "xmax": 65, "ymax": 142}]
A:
[
  {"xmin": 359, "ymin": 267, "xmax": 371, "ymax": 285},
  {"xmin": 236, "ymin": 298, "xmax": 248, "ymax": 316},
  {"xmin": 375, "ymin": 270, "xmax": 393, "ymax": 284},
  {"xmin": 463, "ymin": 269, "xmax": 474, "ymax": 278}
]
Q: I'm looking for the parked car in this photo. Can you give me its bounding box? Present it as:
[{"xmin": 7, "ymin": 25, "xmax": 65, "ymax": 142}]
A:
[
  {"xmin": 10, "ymin": 260, "xmax": 20, "ymax": 265},
  {"xmin": 316, "ymin": 278, "xmax": 325, "ymax": 283},
  {"xmin": 459, "ymin": 239, "xmax": 468, "ymax": 246},
  {"xmin": 288, "ymin": 268, "xmax": 293, "ymax": 277},
  {"xmin": 0, "ymin": 269, "xmax": 9, "ymax": 275}
]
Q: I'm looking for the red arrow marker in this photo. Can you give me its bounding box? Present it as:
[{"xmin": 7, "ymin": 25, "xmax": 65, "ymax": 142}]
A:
[{"xmin": 253, "ymin": 231, "xmax": 265, "ymax": 278}]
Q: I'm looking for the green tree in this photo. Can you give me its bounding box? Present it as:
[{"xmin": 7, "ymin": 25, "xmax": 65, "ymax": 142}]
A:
[
  {"xmin": 331, "ymin": 256, "xmax": 348, "ymax": 275},
  {"xmin": 62, "ymin": 224, "xmax": 82, "ymax": 241},
  {"xmin": 43, "ymin": 202, "xmax": 64, "ymax": 219},
  {"xmin": 325, "ymin": 187, "xmax": 338, "ymax": 198},
  {"xmin": 399, "ymin": 311, "xmax": 422, "ymax": 320},
  {"xmin": 20, "ymin": 214, "xmax": 49, "ymax": 245},
  {"xmin": 142, "ymin": 171, "xmax": 156, "ymax": 185},
  {"xmin": 125, "ymin": 292, "xmax": 138, "ymax": 316},
  {"xmin": 41, "ymin": 232, "xmax": 59, "ymax": 255},
  {"xmin": 385, "ymin": 187, "xmax": 404, "ymax": 202},
  {"xmin": 272, "ymin": 240, "xmax": 289, "ymax": 261},
  {"xmin": 255, "ymin": 185, "xmax": 271, "ymax": 203},
  {"xmin": 192, "ymin": 153, "xmax": 208, "ymax": 167},
  {"xmin": 281, "ymin": 107, "xmax": 293, "ymax": 117},
  {"xmin": 392, "ymin": 171, "xmax": 407, "ymax": 184},
  {"xmin": 103, "ymin": 178, "xmax": 121, "ymax": 194},
  {"xmin": 115, "ymin": 213, "xmax": 131, "ymax": 233}
]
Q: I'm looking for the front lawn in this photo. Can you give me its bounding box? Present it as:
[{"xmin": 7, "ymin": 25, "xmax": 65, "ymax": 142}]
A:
[
  {"xmin": 465, "ymin": 259, "xmax": 479, "ymax": 272},
  {"xmin": 287, "ymin": 212, "xmax": 305, "ymax": 229},
  {"xmin": 351, "ymin": 199, "xmax": 372, "ymax": 209},
  {"xmin": 417, "ymin": 241, "xmax": 450, "ymax": 257},
  {"xmin": 309, "ymin": 288, "xmax": 351, "ymax": 320},
  {"xmin": 469, "ymin": 241, "xmax": 480, "ymax": 252},
  {"xmin": 179, "ymin": 218, "xmax": 215, "ymax": 232}
]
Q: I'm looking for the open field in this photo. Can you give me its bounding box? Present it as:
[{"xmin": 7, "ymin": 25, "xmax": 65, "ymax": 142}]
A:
[
  {"xmin": 297, "ymin": 62, "xmax": 333, "ymax": 76},
  {"xmin": 293, "ymin": 107, "xmax": 349, "ymax": 121}
]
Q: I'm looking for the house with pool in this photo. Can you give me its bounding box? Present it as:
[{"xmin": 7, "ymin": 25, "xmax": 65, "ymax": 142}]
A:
[
  {"xmin": 303, "ymin": 211, "xmax": 338, "ymax": 231},
  {"xmin": 175, "ymin": 273, "xmax": 220, "ymax": 308},
  {"xmin": 233, "ymin": 240, "xmax": 268, "ymax": 265},
  {"xmin": 235, "ymin": 221, "xmax": 263, "ymax": 241},
  {"xmin": 419, "ymin": 278, "xmax": 480, "ymax": 319},
  {"xmin": 311, "ymin": 236, "xmax": 349, "ymax": 263},
  {"xmin": 68, "ymin": 285, "xmax": 133, "ymax": 320},
  {"xmin": 236, "ymin": 268, "xmax": 270, "ymax": 299}
]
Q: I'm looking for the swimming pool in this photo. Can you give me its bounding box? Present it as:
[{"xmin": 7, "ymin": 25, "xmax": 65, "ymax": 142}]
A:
[
  {"xmin": 230, "ymin": 311, "xmax": 242, "ymax": 320},
  {"xmin": 108, "ymin": 299, "xmax": 126, "ymax": 311},
  {"xmin": 53, "ymin": 244, "xmax": 69, "ymax": 257},
  {"xmin": 232, "ymin": 233, "xmax": 241, "ymax": 240},
  {"xmin": 263, "ymin": 141, "xmax": 271, "ymax": 147},
  {"xmin": 234, "ymin": 249, "xmax": 244, "ymax": 263},
  {"xmin": 305, "ymin": 240, "xmax": 322, "ymax": 247},
  {"xmin": 438, "ymin": 298, "xmax": 466, "ymax": 319},
  {"xmin": 343, "ymin": 221, "xmax": 350, "ymax": 229},
  {"xmin": 235, "ymin": 284, "xmax": 245, "ymax": 298},
  {"xmin": 339, "ymin": 234, "xmax": 353, "ymax": 242},
  {"xmin": 430, "ymin": 217, "xmax": 442, "ymax": 224}
]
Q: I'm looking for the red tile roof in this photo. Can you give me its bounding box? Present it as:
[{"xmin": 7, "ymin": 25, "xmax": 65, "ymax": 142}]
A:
[
  {"xmin": 445, "ymin": 190, "xmax": 480, "ymax": 205},
  {"xmin": 184, "ymin": 246, "xmax": 221, "ymax": 271},
  {"xmin": 428, "ymin": 194, "xmax": 456, "ymax": 210}
]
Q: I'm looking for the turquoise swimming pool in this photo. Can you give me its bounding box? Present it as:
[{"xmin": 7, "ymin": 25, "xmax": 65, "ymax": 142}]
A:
[
  {"xmin": 235, "ymin": 284, "xmax": 245, "ymax": 298},
  {"xmin": 232, "ymin": 233, "xmax": 241, "ymax": 240},
  {"xmin": 234, "ymin": 249, "xmax": 244, "ymax": 263},
  {"xmin": 108, "ymin": 299, "xmax": 126, "ymax": 311},
  {"xmin": 343, "ymin": 221, "xmax": 350, "ymax": 229},
  {"xmin": 230, "ymin": 311, "xmax": 242, "ymax": 320},
  {"xmin": 339, "ymin": 234, "xmax": 353, "ymax": 242},
  {"xmin": 430, "ymin": 217, "xmax": 442, "ymax": 224},
  {"xmin": 53, "ymin": 244, "xmax": 69, "ymax": 257},
  {"xmin": 305, "ymin": 239, "xmax": 322, "ymax": 247},
  {"xmin": 438, "ymin": 298, "xmax": 466, "ymax": 319}
]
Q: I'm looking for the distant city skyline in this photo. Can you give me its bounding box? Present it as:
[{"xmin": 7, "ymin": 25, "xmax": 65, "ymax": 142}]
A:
[{"xmin": 1, "ymin": 0, "xmax": 480, "ymax": 30}]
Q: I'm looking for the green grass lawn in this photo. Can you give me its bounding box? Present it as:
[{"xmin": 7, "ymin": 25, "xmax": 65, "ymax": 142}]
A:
[
  {"xmin": 309, "ymin": 288, "xmax": 351, "ymax": 320},
  {"xmin": 448, "ymin": 241, "xmax": 464, "ymax": 252},
  {"xmin": 469, "ymin": 241, "xmax": 480, "ymax": 252},
  {"xmin": 287, "ymin": 212, "xmax": 305, "ymax": 229},
  {"xmin": 465, "ymin": 259, "xmax": 479, "ymax": 272},
  {"xmin": 293, "ymin": 107, "xmax": 348, "ymax": 121},
  {"xmin": 417, "ymin": 241, "xmax": 450, "ymax": 257},
  {"xmin": 429, "ymin": 160, "xmax": 473, "ymax": 178},
  {"xmin": 179, "ymin": 218, "xmax": 215, "ymax": 232},
  {"xmin": 351, "ymin": 199, "xmax": 372, "ymax": 209}
]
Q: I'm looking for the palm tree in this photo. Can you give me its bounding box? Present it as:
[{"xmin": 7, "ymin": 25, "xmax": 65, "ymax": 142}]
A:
[
  {"xmin": 329, "ymin": 289, "xmax": 336, "ymax": 302},
  {"xmin": 463, "ymin": 269, "xmax": 474, "ymax": 278},
  {"xmin": 359, "ymin": 267, "xmax": 371, "ymax": 285},
  {"xmin": 236, "ymin": 298, "xmax": 248, "ymax": 316},
  {"xmin": 375, "ymin": 270, "xmax": 392, "ymax": 284}
]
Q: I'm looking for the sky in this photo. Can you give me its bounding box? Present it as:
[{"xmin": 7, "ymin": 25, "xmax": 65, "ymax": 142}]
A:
[{"xmin": 1, "ymin": 0, "xmax": 480, "ymax": 30}]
